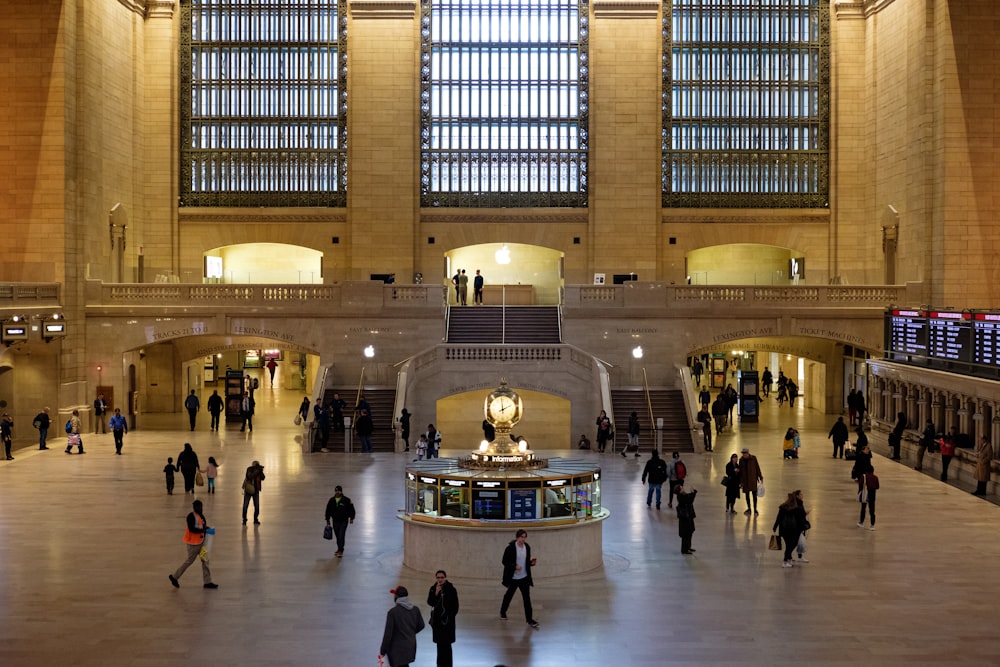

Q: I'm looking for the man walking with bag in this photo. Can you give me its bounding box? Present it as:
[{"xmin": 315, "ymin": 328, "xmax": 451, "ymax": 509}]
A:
[{"xmin": 324, "ymin": 485, "xmax": 356, "ymax": 557}]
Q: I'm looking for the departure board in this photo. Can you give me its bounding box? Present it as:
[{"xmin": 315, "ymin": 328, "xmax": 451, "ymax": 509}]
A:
[
  {"xmin": 927, "ymin": 311, "xmax": 972, "ymax": 361},
  {"xmin": 973, "ymin": 313, "xmax": 1000, "ymax": 366},
  {"xmin": 885, "ymin": 308, "xmax": 1000, "ymax": 379},
  {"xmin": 884, "ymin": 309, "xmax": 927, "ymax": 357}
]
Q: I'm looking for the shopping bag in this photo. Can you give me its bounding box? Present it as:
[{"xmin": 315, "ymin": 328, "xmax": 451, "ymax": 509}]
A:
[
  {"xmin": 195, "ymin": 470, "xmax": 205, "ymax": 487},
  {"xmin": 768, "ymin": 534, "xmax": 782, "ymax": 551},
  {"xmin": 797, "ymin": 533, "xmax": 807, "ymax": 554},
  {"xmin": 323, "ymin": 524, "xmax": 333, "ymax": 541},
  {"xmin": 757, "ymin": 481, "xmax": 766, "ymax": 498},
  {"xmin": 294, "ymin": 414, "xmax": 302, "ymax": 426}
]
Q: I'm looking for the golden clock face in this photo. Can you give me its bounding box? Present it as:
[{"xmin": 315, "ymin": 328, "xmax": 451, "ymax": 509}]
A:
[{"xmin": 488, "ymin": 395, "xmax": 516, "ymax": 422}]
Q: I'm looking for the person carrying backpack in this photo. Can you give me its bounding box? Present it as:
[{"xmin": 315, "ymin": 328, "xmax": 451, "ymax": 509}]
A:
[{"xmin": 641, "ymin": 450, "xmax": 669, "ymax": 509}]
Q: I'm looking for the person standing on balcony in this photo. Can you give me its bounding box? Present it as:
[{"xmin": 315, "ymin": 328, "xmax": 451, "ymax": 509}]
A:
[
  {"xmin": 473, "ymin": 269, "xmax": 485, "ymax": 305},
  {"xmin": 452, "ymin": 270, "xmax": 461, "ymax": 304},
  {"xmin": 458, "ymin": 269, "xmax": 469, "ymax": 305}
]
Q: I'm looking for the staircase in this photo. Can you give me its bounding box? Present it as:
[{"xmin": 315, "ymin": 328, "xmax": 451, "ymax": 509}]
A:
[
  {"xmin": 447, "ymin": 306, "xmax": 560, "ymax": 344},
  {"xmin": 323, "ymin": 388, "xmax": 397, "ymax": 452},
  {"xmin": 610, "ymin": 388, "xmax": 693, "ymax": 454}
]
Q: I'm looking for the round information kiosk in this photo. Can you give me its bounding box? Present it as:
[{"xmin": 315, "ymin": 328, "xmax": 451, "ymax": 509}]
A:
[{"xmin": 399, "ymin": 381, "xmax": 608, "ymax": 578}]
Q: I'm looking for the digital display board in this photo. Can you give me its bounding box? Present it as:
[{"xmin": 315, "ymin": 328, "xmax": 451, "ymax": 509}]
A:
[
  {"xmin": 884, "ymin": 309, "xmax": 927, "ymax": 358},
  {"xmin": 884, "ymin": 308, "xmax": 1000, "ymax": 379},
  {"xmin": 973, "ymin": 313, "xmax": 1000, "ymax": 366},
  {"xmin": 926, "ymin": 310, "xmax": 971, "ymax": 362}
]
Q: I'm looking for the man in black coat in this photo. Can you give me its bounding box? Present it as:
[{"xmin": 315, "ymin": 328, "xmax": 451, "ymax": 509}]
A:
[
  {"xmin": 641, "ymin": 450, "xmax": 669, "ymax": 509},
  {"xmin": 500, "ymin": 529, "xmax": 539, "ymax": 628},
  {"xmin": 324, "ymin": 485, "xmax": 356, "ymax": 557},
  {"xmin": 828, "ymin": 416, "xmax": 850, "ymax": 459}
]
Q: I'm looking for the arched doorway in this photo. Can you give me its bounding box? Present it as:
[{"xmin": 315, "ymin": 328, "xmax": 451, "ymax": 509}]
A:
[
  {"xmin": 687, "ymin": 243, "xmax": 805, "ymax": 285},
  {"xmin": 444, "ymin": 243, "xmax": 564, "ymax": 305},
  {"xmin": 203, "ymin": 243, "xmax": 323, "ymax": 284}
]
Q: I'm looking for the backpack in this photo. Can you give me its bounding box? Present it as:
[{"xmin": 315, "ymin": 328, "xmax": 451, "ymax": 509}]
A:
[
  {"xmin": 65, "ymin": 419, "xmax": 73, "ymax": 433},
  {"xmin": 675, "ymin": 460, "xmax": 687, "ymax": 480}
]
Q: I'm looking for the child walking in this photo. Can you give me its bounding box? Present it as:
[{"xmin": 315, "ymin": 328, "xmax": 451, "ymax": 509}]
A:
[
  {"xmin": 414, "ymin": 434, "xmax": 429, "ymax": 461},
  {"xmin": 205, "ymin": 457, "xmax": 219, "ymax": 494},
  {"xmin": 164, "ymin": 456, "xmax": 176, "ymax": 495}
]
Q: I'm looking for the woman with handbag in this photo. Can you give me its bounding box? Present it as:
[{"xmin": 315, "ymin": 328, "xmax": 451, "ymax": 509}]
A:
[
  {"xmin": 857, "ymin": 470, "xmax": 880, "ymax": 530},
  {"xmin": 426, "ymin": 570, "xmax": 459, "ymax": 667},
  {"xmin": 772, "ymin": 490, "xmax": 807, "ymax": 568},
  {"xmin": 724, "ymin": 453, "xmax": 741, "ymax": 514}
]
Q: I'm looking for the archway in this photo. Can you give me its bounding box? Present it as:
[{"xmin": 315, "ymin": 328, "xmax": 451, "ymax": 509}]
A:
[
  {"xmin": 687, "ymin": 243, "xmax": 805, "ymax": 285},
  {"xmin": 444, "ymin": 243, "xmax": 564, "ymax": 305},
  {"xmin": 202, "ymin": 243, "xmax": 323, "ymax": 284}
]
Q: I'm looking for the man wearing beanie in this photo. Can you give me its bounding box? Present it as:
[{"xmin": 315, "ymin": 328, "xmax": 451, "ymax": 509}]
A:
[{"xmin": 380, "ymin": 585, "xmax": 424, "ymax": 667}]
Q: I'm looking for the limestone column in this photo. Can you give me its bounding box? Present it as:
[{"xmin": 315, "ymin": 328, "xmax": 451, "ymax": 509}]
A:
[
  {"xmin": 590, "ymin": 1, "xmax": 661, "ymax": 280},
  {"xmin": 905, "ymin": 386, "xmax": 917, "ymax": 427},
  {"xmin": 142, "ymin": 1, "xmax": 179, "ymax": 279},
  {"xmin": 348, "ymin": 0, "xmax": 419, "ymax": 282}
]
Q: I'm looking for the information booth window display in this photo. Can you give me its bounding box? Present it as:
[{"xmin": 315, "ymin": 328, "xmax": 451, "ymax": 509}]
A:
[{"xmin": 405, "ymin": 461, "xmax": 601, "ymax": 522}]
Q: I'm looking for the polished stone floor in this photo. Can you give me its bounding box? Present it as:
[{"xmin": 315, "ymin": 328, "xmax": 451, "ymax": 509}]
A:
[{"xmin": 2, "ymin": 378, "xmax": 1000, "ymax": 666}]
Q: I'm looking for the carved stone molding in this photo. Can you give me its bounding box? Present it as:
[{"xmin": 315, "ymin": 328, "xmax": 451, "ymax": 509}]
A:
[
  {"xmin": 350, "ymin": 0, "xmax": 417, "ymax": 19},
  {"xmin": 421, "ymin": 209, "xmax": 588, "ymax": 224},
  {"xmin": 832, "ymin": 1, "xmax": 865, "ymax": 20},
  {"xmin": 661, "ymin": 208, "xmax": 830, "ymax": 226},
  {"xmin": 179, "ymin": 209, "xmax": 347, "ymax": 225},
  {"xmin": 146, "ymin": 0, "xmax": 176, "ymax": 19},
  {"xmin": 593, "ymin": 0, "xmax": 659, "ymax": 19},
  {"xmin": 117, "ymin": 0, "xmax": 146, "ymax": 15}
]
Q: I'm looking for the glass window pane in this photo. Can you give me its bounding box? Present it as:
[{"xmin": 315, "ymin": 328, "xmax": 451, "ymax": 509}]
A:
[
  {"xmin": 421, "ymin": 0, "xmax": 589, "ymax": 208},
  {"xmin": 180, "ymin": 1, "xmax": 347, "ymax": 207},
  {"xmin": 663, "ymin": 0, "xmax": 829, "ymax": 208}
]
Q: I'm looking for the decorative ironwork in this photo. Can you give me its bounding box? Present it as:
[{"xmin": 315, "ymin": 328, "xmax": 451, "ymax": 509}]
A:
[
  {"xmin": 179, "ymin": 0, "xmax": 348, "ymax": 207},
  {"xmin": 662, "ymin": 0, "xmax": 830, "ymax": 208},
  {"xmin": 420, "ymin": 0, "xmax": 589, "ymax": 208}
]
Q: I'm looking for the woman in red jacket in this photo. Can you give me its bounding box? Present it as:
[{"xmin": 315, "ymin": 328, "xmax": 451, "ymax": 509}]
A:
[{"xmin": 939, "ymin": 427, "xmax": 957, "ymax": 482}]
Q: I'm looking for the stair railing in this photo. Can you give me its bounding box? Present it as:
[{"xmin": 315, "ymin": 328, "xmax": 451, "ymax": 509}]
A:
[{"xmin": 642, "ymin": 368, "xmax": 655, "ymax": 452}]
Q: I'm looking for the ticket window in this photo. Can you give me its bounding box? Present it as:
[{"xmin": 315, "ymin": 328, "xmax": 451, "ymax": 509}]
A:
[
  {"xmin": 544, "ymin": 483, "xmax": 573, "ymax": 518},
  {"xmin": 405, "ymin": 475, "xmax": 418, "ymax": 514},
  {"xmin": 416, "ymin": 478, "xmax": 438, "ymax": 515},
  {"xmin": 472, "ymin": 489, "xmax": 505, "ymax": 520},
  {"xmin": 440, "ymin": 486, "xmax": 470, "ymax": 518},
  {"xmin": 509, "ymin": 488, "xmax": 539, "ymax": 520}
]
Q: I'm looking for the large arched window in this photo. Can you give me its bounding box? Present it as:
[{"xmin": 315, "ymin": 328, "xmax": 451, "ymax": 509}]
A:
[
  {"xmin": 662, "ymin": 0, "xmax": 829, "ymax": 208},
  {"xmin": 179, "ymin": 0, "xmax": 347, "ymax": 207},
  {"xmin": 420, "ymin": 0, "xmax": 589, "ymax": 208}
]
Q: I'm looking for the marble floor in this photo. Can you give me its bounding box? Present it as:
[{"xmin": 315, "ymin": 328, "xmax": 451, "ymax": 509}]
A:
[{"xmin": 2, "ymin": 380, "xmax": 1000, "ymax": 666}]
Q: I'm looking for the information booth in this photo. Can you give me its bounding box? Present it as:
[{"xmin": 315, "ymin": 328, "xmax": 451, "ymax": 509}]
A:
[
  {"xmin": 400, "ymin": 457, "xmax": 607, "ymax": 579},
  {"xmin": 405, "ymin": 458, "xmax": 601, "ymax": 523}
]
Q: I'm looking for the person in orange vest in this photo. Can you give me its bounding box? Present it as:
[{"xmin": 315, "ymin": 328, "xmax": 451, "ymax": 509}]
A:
[{"xmin": 168, "ymin": 499, "xmax": 218, "ymax": 589}]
